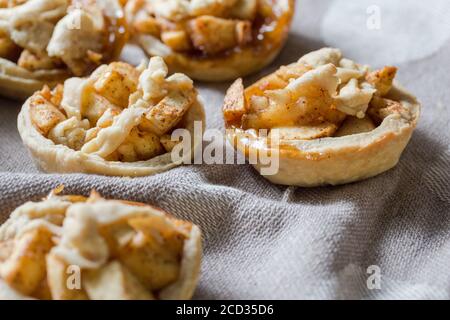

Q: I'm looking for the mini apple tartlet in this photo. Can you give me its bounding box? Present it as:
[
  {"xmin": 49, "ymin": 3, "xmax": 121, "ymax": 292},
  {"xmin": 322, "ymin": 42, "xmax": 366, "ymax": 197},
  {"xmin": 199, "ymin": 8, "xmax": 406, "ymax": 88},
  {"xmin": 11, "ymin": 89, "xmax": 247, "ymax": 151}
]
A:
[
  {"xmin": 0, "ymin": 0, "xmax": 127, "ymax": 99},
  {"xmin": 18, "ymin": 57, "xmax": 205, "ymax": 176},
  {"xmin": 0, "ymin": 188, "xmax": 202, "ymax": 300},
  {"xmin": 223, "ymin": 48, "xmax": 420, "ymax": 187},
  {"xmin": 125, "ymin": 0, "xmax": 295, "ymax": 81}
]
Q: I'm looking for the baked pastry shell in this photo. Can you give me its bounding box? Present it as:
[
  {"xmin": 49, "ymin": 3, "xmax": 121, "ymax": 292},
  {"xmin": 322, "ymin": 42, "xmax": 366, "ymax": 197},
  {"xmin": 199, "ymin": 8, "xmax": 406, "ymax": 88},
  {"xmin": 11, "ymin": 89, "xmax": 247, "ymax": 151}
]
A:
[
  {"xmin": 0, "ymin": 59, "xmax": 69, "ymax": 100},
  {"xmin": 226, "ymin": 84, "xmax": 421, "ymax": 187},
  {"xmin": 17, "ymin": 97, "xmax": 206, "ymax": 177},
  {"xmin": 136, "ymin": 0, "xmax": 295, "ymax": 82},
  {"xmin": 0, "ymin": 196, "xmax": 202, "ymax": 300}
]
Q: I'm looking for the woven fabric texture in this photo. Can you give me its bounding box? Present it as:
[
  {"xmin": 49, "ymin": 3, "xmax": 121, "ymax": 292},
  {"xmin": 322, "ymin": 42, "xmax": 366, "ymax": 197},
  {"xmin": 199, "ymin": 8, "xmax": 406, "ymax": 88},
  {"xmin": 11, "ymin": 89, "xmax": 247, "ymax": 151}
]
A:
[{"xmin": 0, "ymin": 0, "xmax": 449, "ymax": 299}]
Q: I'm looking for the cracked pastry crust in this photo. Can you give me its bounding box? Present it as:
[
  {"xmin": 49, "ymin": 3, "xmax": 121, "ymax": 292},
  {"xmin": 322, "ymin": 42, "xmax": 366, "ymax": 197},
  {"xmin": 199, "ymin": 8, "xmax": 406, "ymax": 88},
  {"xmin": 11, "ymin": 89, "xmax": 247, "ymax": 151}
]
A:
[
  {"xmin": 17, "ymin": 58, "xmax": 206, "ymax": 176},
  {"xmin": 125, "ymin": 0, "xmax": 295, "ymax": 81},
  {"xmin": 0, "ymin": 0, "xmax": 127, "ymax": 100},
  {"xmin": 223, "ymin": 48, "xmax": 421, "ymax": 187},
  {"xmin": 0, "ymin": 188, "xmax": 202, "ymax": 300}
]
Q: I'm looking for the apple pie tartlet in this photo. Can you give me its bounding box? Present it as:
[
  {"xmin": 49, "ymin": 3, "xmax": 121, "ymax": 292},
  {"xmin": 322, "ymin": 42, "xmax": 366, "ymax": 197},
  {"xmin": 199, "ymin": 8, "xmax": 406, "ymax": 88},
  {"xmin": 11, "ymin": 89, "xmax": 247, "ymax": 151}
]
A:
[
  {"xmin": 18, "ymin": 57, "xmax": 205, "ymax": 176},
  {"xmin": 125, "ymin": 0, "xmax": 295, "ymax": 81},
  {"xmin": 0, "ymin": 188, "xmax": 202, "ymax": 300},
  {"xmin": 223, "ymin": 48, "xmax": 421, "ymax": 187},
  {"xmin": 0, "ymin": 0, "xmax": 127, "ymax": 99}
]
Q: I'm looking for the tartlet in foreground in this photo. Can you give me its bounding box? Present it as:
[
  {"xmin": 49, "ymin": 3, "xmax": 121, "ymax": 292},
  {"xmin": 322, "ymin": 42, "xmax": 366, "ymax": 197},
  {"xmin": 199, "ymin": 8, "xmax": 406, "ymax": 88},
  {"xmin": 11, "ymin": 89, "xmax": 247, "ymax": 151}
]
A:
[
  {"xmin": 0, "ymin": 0, "xmax": 127, "ymax": 100},
  {"xmin": 0, "ymin": 188, "xmax": 202, "ymax": 300},
  {"xmin": 125, "ymin": 0, "xmax": 295, "ymax": 81},
  {"xmin": 223, "ymin": 48, "xmax": 420, "ymax": 187},
  {"xmin": 18, "ymin": 57, "xmax": 205, "ymax": 177}
]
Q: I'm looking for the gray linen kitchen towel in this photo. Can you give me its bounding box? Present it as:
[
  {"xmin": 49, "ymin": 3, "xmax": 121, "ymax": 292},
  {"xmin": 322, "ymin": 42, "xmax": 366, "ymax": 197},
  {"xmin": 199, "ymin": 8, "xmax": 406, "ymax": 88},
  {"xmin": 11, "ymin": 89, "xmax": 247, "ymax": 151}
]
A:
[{"xmin": 0, "ymin": 0, "xmax": 449, "ymax": 299}]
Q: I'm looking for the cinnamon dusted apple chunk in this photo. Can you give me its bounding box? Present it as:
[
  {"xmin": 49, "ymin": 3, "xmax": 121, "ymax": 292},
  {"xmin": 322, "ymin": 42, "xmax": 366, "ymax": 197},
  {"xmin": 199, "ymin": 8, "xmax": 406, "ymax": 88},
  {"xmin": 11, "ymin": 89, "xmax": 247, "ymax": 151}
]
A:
[
  {"xmin": 187, "ymin": 15, "xmax": 251, "ymax": 55},
  {"xmin": 143, "ymin": 90, "xmax": 196, "ymax": 136},
  {"xmin": 29, "ymin": 91, "xmax": 67, "ymax": 136},
  {"xmin": 223, "ymin": 78, "xmax": 247, "ymax": 126},
  {"xmin": 93, "ymin": 62, "xmax": 141, "ymax": 108},
  {"xmin": 0, "ymin": 228, "xmax": 54, "ymax": 295}
]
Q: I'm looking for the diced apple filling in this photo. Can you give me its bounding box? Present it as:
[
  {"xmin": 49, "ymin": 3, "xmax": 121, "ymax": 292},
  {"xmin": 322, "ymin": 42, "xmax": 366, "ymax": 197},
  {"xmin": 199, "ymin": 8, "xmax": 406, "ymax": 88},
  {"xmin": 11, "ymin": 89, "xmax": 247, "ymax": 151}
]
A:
[
  {"xmin": 224, "ymin": 48, "xmax": 399, "ymax": 140},
  {"xmin": 29, "ymin": 58, "xmax": 197, "ymax": 162},
  {"xmin": 126, "ymin": 0, "xmax": 255, "ymax": 55}
]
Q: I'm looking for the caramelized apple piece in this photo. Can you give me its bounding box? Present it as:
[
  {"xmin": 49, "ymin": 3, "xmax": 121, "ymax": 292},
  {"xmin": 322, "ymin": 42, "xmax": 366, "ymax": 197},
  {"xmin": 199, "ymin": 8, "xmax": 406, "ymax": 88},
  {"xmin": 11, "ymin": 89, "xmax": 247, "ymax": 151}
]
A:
[
  {"xmin": 142, "ymin": 90, "xmax": 194, "ymax": 136},
  {"xmin": 94, "ymin": 62, "xmax": 140, "ymax": 108},
  {"xmin": 46, "ymin": 252, "xmax": 89, "ymax": 300},
  {"xmin": 0, "ymin": 228, "xmax": 54, "ymax": 295},
  {"xmin": 30, "ymin": 93, "xmax": 67, "ymax": 136},
  {"xmin": 366, "ymin": 66, "xmax": 397, "ymax": 96},
  {"xmin": 18, "ymin": 50, "xmax": 60, "ymax": 71},
  {"xmin": 188, "ymin": 15, "xmax": 238, "ymax": 54},
  {"xmin": 223, "ymin": 78, "xmax": 246, "ymax": 126}
]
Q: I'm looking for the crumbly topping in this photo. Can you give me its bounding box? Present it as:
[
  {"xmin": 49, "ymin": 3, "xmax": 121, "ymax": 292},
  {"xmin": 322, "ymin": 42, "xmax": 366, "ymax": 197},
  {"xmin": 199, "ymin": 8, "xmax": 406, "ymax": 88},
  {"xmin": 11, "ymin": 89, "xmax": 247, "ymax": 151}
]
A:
[
  {"xmin": 298, "ymin": 48, "xmax": 377, "ymax": 118},
  {"xmin": 224, "ymin": 48, "xmax": 399, "ymax": 140},
  {"xmin": 29, "ymin": 58, "xmax": 197, "ymax": 162},
  {"xmin": 126, "ymin": 0, "xmax": 257, "ymax": 55},
  {"xmin": 0, "ymin": 191, "xmax": 193, "ymax": 300},
  {"xmin": 0, "ymin": 0, "xmax": 123, "ymax": 75}
]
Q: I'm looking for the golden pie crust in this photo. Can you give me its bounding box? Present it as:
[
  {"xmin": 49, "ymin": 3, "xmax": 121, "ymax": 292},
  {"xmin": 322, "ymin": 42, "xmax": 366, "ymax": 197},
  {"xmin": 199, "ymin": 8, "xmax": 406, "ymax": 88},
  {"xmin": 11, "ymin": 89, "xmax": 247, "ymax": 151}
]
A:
[
  {"xmin": 126, "ymin": 0, "xmax": 295, "ymax": 81},
  {"xmin": 0, "ymin": 188, "xmax": 202, "ymax": 300},
  {"xmin": 223, "ymin": 48, "xmax": 421, "ymax": 187}
]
